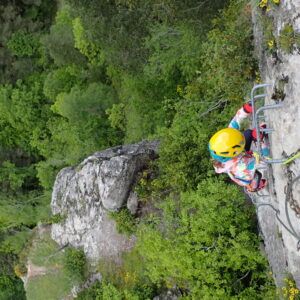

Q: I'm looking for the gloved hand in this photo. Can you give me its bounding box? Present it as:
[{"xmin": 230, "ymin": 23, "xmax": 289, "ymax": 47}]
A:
[
  {"xmin": 243, "ymin": 101, "xmax": 253, "ymax": 113},
  {"xmin": 212, "ymin": 160, "xmax": 223, "ymax": 168},
  {"xmin": 251, "ymin": 124, "xmax": 267, "ymax": 141}
]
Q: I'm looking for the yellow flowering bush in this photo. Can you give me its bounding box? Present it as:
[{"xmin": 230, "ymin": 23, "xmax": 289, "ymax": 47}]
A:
[
  {"xmin": 268, "ymin": 39, "xmax": 275, "ymax": 49},
  {"xmin": 123, "ymin": 271, "xmax": 137, "ymax": 286},
  {"xmin": 266, "ymin": 37, "xmax": 277, "ymax": 54},
  {"xmin": 255, "ymin": 71, "xmax": 262, "ymax": 84},
  {"xmin": 282, "ymin": 278, "xmax": 300, "ymax": 300},
  {"xmin": 176, "ymin": 85, "xmax": 184, "ymax": 96},
  {"xmin": 259, "ymin": 0, "xmax": 280, "ymax": 10}
]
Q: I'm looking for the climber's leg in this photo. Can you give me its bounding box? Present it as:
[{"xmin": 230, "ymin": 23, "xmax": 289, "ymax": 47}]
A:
[
  {"xmin": 251, "ymin": 124, "xmax": 270, "ymax": 157},
  {"xmin": 243, "ymin": 129, "xmax": 254, "ymax": 151}
]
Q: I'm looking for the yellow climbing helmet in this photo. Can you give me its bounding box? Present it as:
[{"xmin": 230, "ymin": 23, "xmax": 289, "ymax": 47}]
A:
[{"xmin": 209, "ymin": 128, "xmax": 245, "ymax": 158}]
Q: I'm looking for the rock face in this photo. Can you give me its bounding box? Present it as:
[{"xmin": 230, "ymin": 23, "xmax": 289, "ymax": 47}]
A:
[
  {"xmin": 252, "ymin": 0, "xmax": 300, "ymax": 287},
  {"xmin": 51, "ymin": 140, "xmax": 159, "ymax": 261}
]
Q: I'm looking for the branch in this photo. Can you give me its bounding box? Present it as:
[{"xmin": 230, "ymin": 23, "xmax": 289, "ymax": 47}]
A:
[{"xmin": 198, "ymin": 99, "xmax": 228, "ymax": 118}]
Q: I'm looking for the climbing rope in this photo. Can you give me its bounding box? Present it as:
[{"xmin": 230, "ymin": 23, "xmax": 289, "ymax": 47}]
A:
[{"xmin": 283, "ymin": 150, "xmax": 300, "ymax": 165}]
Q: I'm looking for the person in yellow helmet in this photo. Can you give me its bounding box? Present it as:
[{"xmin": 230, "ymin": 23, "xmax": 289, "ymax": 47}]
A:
[{"xmin": 208, "ymin": 102, "xmax": 269, "ymax": 192}]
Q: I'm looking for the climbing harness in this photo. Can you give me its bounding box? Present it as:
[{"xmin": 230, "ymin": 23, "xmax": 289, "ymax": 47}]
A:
[{"xmin": 247, "ymin": 84, "xmax": 300, "ymax": 250}]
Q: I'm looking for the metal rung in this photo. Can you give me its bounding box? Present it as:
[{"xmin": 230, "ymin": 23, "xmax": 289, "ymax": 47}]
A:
[
  {"xmin": 251, "ymin": 84, "xmax": 285, "ymax": 164},
  {"xmin": 255, "ymin": 103, "xmax": 284, "ymax": 115},
  {"xmin": 256, "ymin": 165, "xmax": 268, "ymax": 170},
  {"xmin": 250, "ymin": 83, "xmax": 272, "ymax": 100},
  {"xmin": 256, "ymin": 192, "xmax": 270, "ymax": 198},
  {"xmin": 254, "ymin": 93, "xmax": 268, "ymax": 99},
  {"xmin": 260, "ymin": 128, "xmax": 274, "ymax": 133},
  {"xmin": 264, "ymin": 158, "xmax": 286, "ymax": 164}
]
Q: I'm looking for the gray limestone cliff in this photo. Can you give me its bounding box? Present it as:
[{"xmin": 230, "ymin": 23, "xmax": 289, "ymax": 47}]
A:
[
  {"xmin": 50, "ymin": 140, "xmax": 159, "ymax": 262},
  {"xmin": 252, "ymin": 0, "xmax": 300, "ymax": 287}
]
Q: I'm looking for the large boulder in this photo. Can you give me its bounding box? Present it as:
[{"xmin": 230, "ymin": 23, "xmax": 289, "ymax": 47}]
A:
[{"xmin": 51, "ymin": 140, "xmax": 159, "ymax": 261}]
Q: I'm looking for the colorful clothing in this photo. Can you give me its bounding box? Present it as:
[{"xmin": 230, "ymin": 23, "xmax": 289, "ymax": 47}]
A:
[
  {"xmin": 213, "ymin": 106, "xmax": 269, "ymax": 188},
  {"xmin": 214, "ymin": 152, "xmax": 256, "ymax": 186},
  {"xmin": 228, "ymin": 107, "xmax": 249, "ymax": 130}
]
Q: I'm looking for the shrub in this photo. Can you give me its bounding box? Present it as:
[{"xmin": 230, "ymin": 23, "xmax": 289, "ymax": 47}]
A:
[
  {"xmin": 109, "ymin": 208, "xmax": 136, "ymax": 236},
  {"xmin": 42, "ymin": 213, "xmax": 66, "ymax": 225},
  {"xmin": 258, "ymin": 12, "xmax": 277, "ymax": 55},
  {"xmin": 279, "ymin": 24, "xmax": 300, "ymax": 53},
  {"xmin": 77, "ymin": 281, "xmax": 102, "ymax": 300},
  {"xmin": 13, "ymin": 263, "xmax": 27, "ymax": 278},
  {"xmin": 64, "ymin": 248, "xmax": 87, "ymax": 282},
  {"xmin": 281, "ymin": 277, "xmax": 300, "ymax": 300}
]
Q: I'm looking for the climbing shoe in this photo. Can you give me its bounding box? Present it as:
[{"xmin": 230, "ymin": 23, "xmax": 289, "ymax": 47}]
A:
[{"xmin": 247, "ymin": 178, "xmax": 267, "ymax": 193}]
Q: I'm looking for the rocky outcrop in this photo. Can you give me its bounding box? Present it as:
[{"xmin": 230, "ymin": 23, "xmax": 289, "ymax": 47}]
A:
[
  {"xmin": 51, "ymin": 140, "xmax": 159, "ymax": 261},
  {"xmin": 252, "ymin": 0, "xmax": 300, "ymax": 287}
]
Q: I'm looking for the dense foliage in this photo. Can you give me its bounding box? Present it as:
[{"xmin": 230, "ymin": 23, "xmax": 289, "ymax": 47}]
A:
[
  {"xmin": 0, "ymin": 0, "xmax": 277, "ymax": 298},
  {"xmin": 137, "ymin": 180, "xmax": 275, "ymax": 298},
  {"xmin": 64, "ymin": 247, "xmax": 87, "ymax": 281}
]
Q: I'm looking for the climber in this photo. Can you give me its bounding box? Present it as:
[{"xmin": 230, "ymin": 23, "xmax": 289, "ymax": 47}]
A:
[{"xmin": 208, "ymin": 102, "xmax": 269, "ymax": 192}]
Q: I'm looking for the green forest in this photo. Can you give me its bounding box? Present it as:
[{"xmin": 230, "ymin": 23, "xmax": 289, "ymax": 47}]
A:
[{"xmin": 0, "ymin": 0, "xmax": 280, "ymax": 299}]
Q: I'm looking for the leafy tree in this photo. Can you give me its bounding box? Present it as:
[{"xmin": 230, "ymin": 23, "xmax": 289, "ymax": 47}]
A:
[
  {"xmin": 52, "ymin": 82, "xmax": 116, "ymax": 123},
  {"xmin": 0, "ymin": 76, "xmax": 49, "ymax": 153},
  {"xmin": 106, "ymin": 103, "xmax": 126, "ymax": 132},
  {"xmin": 0, "ymin": 1, "xmax": 56, "ymax": 83},
  {"xmin": 41, "ymin": 8, "xmax": 86, "ymax": 67},
  {"xmin": 198, "ymin": 0, "xmax": 256, "ymax": 102},
  {"xmin": 49, "ymin": 82, "xmax": 121, "ymax": 161},
  {"xmin": 65, "ymin": 0, "xmax": 227, "ymax": 72},
  {"xmin": 72, "ymin": 17, "xmax": 105, "ymax": 66},
  {"xmin": 0, "ymin": 161, "xmax": 36, "ymax": 193},
  {"xmin": 144, "ymin": 23, "xmax": 203, "ymax": 82},
  {"xmin": 0, "ymin": 274, "xmax": 26, "ymax": 300},
  {"xmin": 35, "ymin": 159, "xmax": 66, "ymax": 191},
  {"xmin": 7, "ymin": 30, "xmax": 40, "ymax": 57},
  {"xmin": 43, "ymin": 65, "xmax": 82, "ymax": 101}
]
